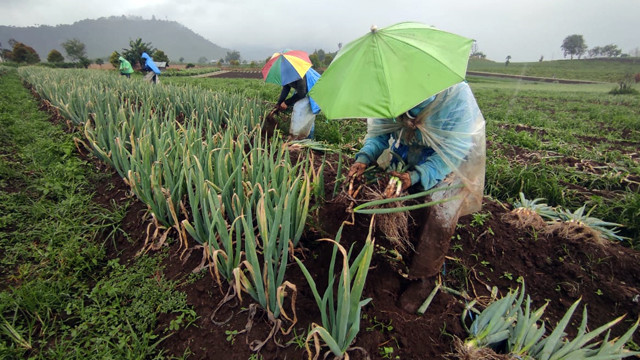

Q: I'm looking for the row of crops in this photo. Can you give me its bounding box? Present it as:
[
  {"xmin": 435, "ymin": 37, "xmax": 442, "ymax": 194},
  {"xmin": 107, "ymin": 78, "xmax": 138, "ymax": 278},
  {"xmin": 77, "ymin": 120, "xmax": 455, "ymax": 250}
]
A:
[
  {"xmin": 17, "ymin": 67, "xmax": 311, "ymax": 340},
  {"xmin": 17, "ymin": 67, "xmax": 379, "ymax": 358}
]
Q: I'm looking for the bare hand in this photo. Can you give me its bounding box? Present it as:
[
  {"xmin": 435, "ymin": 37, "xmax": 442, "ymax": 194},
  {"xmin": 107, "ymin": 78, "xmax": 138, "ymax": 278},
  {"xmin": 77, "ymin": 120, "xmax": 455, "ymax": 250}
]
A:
[
  {"xmin": 346, "ymin": 162, "xmax": 367, "ymax": 197},
  {"xmin": 347, "ymin": 162, "xmax": 367, "ymax": 180},
  {"xmin": 390, "ymin": 171, "xmax": 411, "ymax": 191},
  {"xmin": 384, "ymin": 171, "xmax": 411, "ymax": 198},
  {"xmin": 278, "ymin": 102, "xmax": 288, "ymax": 111}
]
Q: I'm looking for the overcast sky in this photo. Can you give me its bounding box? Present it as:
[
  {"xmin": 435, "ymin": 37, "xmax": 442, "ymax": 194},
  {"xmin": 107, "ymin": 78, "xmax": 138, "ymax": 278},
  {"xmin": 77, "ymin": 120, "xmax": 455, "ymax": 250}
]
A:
[{"xmin": 1, "ymin": 0, "xmax": 638, "ymax": 62}]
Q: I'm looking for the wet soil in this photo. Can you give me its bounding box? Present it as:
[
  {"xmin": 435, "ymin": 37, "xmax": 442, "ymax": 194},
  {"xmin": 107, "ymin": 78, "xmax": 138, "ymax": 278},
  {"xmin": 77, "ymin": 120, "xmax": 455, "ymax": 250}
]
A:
[{"xmin": 89, "ymin": 151, "xmax": 640, "ymax": 360}]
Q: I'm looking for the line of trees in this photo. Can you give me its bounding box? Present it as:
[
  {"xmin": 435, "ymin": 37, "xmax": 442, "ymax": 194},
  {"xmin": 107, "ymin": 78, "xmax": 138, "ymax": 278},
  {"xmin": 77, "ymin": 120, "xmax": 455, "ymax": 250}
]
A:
[
  {"xmin": 561, "ymin": 34, "xmax": 626, "ymax": 60},
  {"xmin": 109, "ymin": 38, "xmax": 170, "ymax": 69},
  {"xmin": 1, "ymin": 37, "xmax": 173, "ymax": 69}
]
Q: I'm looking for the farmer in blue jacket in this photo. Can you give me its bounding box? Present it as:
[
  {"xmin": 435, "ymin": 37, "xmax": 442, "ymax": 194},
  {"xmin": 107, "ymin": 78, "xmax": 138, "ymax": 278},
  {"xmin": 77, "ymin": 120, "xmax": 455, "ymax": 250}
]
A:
[
  {"xmin": 347, "ymin": 81, "xmax": 486, "ymax": 313},
  {"xmin": 275, "ymin": 68, "xmax": 321, "ymax": 139},
  {"xmin": 141, "ymin": 52, "xmax": 161, "ymax": 84}
]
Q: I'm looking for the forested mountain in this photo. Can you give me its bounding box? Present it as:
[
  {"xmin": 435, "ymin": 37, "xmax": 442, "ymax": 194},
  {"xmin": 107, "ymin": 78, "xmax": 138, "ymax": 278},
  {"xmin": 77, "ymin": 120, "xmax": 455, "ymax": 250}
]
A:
[{"xmin": 0, "ymin": 16, "xmax": 231, "ymax": 62}]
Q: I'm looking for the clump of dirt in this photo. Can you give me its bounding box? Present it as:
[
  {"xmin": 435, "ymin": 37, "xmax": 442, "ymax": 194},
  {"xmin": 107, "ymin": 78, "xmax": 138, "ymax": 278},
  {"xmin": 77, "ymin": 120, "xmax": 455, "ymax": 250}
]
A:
[
  {"xmin": 445, "ymin": 338, "xmax": 512, "ymax": 360},
  {"xmin": 544, "ymin": 220, "xmax": 607, "ymax": 245},
  {"xmin": 501, "ymin": 208, "xmax": 547, "ymax": 230}
]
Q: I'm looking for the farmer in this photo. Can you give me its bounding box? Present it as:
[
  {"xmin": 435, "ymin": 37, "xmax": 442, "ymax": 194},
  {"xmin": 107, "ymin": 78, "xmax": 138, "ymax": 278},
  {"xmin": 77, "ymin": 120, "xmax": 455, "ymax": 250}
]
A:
[
  {"xmin": 141, "ymin": 52, "xmax": 161, "ymax": 84},
  {"xmin": 347, "ymin": 81, "xmax": 486, "ymax": 313},
  {"xmin": 118, "ymin": 56, "xmax": 134, "ymax": 78},
  {"xmin": 274, "ymin": 68, "xmax": 321, "ymax": 139}
]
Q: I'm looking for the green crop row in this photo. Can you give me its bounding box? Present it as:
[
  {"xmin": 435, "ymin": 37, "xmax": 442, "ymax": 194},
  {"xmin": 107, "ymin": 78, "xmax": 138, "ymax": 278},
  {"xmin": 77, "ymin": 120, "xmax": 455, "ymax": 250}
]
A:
[{"xmin": 18, "ymin": 67, "xmax": 316, "ymax": 325}]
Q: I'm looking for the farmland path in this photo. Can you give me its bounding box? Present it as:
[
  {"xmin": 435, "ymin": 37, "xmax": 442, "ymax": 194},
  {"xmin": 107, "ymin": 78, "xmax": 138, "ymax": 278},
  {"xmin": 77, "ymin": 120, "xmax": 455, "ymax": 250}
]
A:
[
  {"xmin": 467, "ymin": 71, "xmax": 605, "ymax": 84},
  {"xmin": 192, "ymin": 70, "xmax": 230, "ymax": 78}
]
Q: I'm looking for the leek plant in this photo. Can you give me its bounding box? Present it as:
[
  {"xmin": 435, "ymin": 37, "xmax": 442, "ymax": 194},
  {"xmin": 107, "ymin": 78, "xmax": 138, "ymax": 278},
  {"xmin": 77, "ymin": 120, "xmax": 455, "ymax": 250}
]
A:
[
  {"xmin": 294, "ymin": 221, "xmax": 375, "ymax": 360},
  {"xmin": 552, "ymin": 204, "xmax": 628, "ymax": 242},
  {"xmin": 353, "ymin": 184, "xmax": 464, "ymax": 214},
  {"xmin": 463, "ymin": 286, "xmax": 640, "ymax": 359},
  {"xmin": 233, "ymin": 184, "xmax": 301, "ymax": 323},
  {"xmin": 513, "ymin": 192, "xmax": 558, "ymax": 220}
]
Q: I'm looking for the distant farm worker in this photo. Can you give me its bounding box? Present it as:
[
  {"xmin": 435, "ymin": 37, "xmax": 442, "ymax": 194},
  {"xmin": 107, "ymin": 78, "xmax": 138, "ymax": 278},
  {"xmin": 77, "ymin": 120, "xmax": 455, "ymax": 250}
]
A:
[
  {"xmin": 347, "ymin": 81, "xmax": 486, "ymax": 313},
  {"xmin": 118, "ymin": 56, "xmax": 134, "ymax": 78},
  {"xmin": 141, "ymin": 52, "xmax": 161, "ymax": 84},
  {"xmin": 274, "ymin": 68, "xmax": 322, "ymax": 140}
]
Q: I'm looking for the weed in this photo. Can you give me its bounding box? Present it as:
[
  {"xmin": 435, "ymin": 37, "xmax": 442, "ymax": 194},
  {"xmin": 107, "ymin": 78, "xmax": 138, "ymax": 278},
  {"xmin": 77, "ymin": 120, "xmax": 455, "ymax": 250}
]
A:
[
  {"xmin": 225, "ymin": 329, "xmax": 240, "ymax": 345},
  {"xmin": 366, "ymin": 316, "xmax": 394, "ymax": 333},
  {"xmin": 501, "ymin": 272, "xmax": 514, "ymax": 281},
  {"xmin": 470, "ymin": 212, "xmax": 491, "ymax": 227},
  {"xmin": 286, "ymin": 326, "xmax": 309, "ymax": 350}
]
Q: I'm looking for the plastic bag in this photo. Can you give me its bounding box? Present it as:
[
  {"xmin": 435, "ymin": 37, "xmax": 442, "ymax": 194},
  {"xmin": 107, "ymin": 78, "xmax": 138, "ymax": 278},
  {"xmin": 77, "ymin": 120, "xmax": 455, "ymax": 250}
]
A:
[
  {"xmin": 290, "ymin": 97, "xmax": 316, "ymax": 138},
  {"xmin": 364, "ymin": 82, "xmax": 485, "ymax": 215}
]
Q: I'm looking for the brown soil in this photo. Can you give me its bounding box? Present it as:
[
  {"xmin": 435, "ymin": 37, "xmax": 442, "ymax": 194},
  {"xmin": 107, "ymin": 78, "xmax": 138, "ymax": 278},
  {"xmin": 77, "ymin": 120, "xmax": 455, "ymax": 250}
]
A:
[
  {"xmin": 208, "ymin": 70, "xmax": 264, "ymax": 79},
  {"xmin": 89, "ymin": 152, "xmax": 640, "ymax": 360}
]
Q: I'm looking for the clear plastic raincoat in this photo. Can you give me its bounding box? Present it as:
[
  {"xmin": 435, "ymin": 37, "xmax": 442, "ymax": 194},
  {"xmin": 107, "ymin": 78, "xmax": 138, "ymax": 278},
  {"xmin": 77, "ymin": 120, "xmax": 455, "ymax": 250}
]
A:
[{"xmin": 355, "ymin": 81, "xmax": 485, "ymax": 215}]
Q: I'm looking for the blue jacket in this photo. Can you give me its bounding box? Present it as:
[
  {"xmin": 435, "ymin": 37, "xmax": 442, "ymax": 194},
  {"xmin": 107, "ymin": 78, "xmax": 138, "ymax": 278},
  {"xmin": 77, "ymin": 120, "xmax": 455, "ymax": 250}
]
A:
[
  {"xmin": 277, "ymin": 68, "xmax": 322, "ymax": 114},
  {"xmin": 355, "ymin": 82, "xmax": 481, "ymax": 190},
  {"xmin": 141, "ymin": 52, "xmax": 161, "ymax": 74}
]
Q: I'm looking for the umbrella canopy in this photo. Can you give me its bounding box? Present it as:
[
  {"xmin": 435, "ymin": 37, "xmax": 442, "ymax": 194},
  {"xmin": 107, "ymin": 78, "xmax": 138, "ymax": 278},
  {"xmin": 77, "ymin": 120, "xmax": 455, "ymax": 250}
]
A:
[
  {"xmin": 261, "ymin": 50, "xmax": 312, "ymax": 86},
  {"xmin": 308, "ymin": 22, "xmax": 474, "ymax": 119}
]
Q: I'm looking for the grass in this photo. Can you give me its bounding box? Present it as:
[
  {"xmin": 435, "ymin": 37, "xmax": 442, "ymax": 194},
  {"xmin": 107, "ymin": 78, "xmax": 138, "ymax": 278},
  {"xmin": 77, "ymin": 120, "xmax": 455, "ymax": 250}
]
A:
[
  {"xmin": 0, "ymin": 67, "xmax": 195, "ymax": 359},
  {"xmin": 468, "ymin": 57, "xmax": 640, "ymax": 83}
]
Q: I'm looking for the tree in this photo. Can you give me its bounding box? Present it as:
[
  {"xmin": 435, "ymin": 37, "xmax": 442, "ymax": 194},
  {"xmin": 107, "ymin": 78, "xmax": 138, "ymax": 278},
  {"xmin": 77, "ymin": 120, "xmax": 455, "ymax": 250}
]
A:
[
  {"xmin": 122, "ymin": 38, "xmax": 155, "ymax": 68},
  {"xmin": 316, "ymin": 49, "xmax": 326, "ymax": 62},
  {"xmin": 561, "ymin": 35, "xmax": 587, "ymax": 60},
  {"xmin": 154, "ymin": 49, "xmax": 169, "ymax": 66},
  {"xmin": 602, "ymin": 44, "xmax": 622, "ymax": 57},
  {"xmin": 109, "ymin": 51, "xmax": 120, "ymax": 69},
  {"xmin": 323, "ymin": 54, "xmax": 334, "ymax": 66},
  {"xmin": 11, "ymin": 42, "xmax": 40, "ymax": 64},
  {"xmin": 179, "ymin": 57, "xmax": 184, "ymax": 63},
  {"xmin": 309, "ymin": 53, "xmax": 320, "ymax": 68},
  {"xmin": 79, "ymin": 57, "xmax": 91, "ymax": 69},
  {"xmin": 225, "ymin": 50, "xmax": 241, "ymax": 63},
  {"xmin": 47, "ymin": 49, "xmax": 65, "ymax": 63},
  {"xmin": 505, "ymin": 55, "xmax": 511, "ymax": 66},
  {"xmin": 61, "ymin": 38, "xmax": 87, "ymax": 62},
  {"xmin": 95, "ymin": 58, "xmax": 104, "ymax": 67},
  {"xmin": 1, "ymin": 49, "xmax": 12, "ymax": 62},
  {"xmin": 198, "ymin": 56, "xmax": 207, "ymax": 64}
]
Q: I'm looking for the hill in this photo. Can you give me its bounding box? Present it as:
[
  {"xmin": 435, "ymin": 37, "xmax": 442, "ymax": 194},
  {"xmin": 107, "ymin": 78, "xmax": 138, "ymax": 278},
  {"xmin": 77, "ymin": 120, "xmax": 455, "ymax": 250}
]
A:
[
  {"xmin": 0, "ymin": 16, "xmax": 232, "ymax": 63},
  {"xmin": 468, "ymin": 58, "xmax": 640, "ymax": 83}
]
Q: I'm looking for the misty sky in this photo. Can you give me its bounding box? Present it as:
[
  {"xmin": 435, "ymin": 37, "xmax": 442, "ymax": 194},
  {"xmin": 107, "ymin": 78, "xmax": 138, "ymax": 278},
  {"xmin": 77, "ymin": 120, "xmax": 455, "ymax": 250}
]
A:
[{"xmin": 1, "ymin": 0, "xmax": 638, "ymax": 62}]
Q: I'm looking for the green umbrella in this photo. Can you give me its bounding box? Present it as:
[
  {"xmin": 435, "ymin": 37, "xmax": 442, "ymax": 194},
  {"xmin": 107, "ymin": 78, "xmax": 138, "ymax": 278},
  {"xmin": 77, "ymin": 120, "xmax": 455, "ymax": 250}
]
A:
[{"xmin": 309, "ymin": 22, "xmax": 474, "ymax": 120}]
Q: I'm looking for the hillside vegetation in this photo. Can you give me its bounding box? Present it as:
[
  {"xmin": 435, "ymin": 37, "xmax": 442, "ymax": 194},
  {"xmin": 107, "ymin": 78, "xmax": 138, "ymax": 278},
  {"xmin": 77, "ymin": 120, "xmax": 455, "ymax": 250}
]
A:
[
  {"xmin": 468, "ymin": 58, "xmax": 640, "ymax": 83},
  {"xmin": 0, "ymin": 16, "xmax": 231, "ymax": 62}
]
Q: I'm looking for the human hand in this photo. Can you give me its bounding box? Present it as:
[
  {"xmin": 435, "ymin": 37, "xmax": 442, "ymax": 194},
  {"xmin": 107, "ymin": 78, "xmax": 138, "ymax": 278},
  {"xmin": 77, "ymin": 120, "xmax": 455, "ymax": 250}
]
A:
[
  {"xmin": 347, "ymin": 162, "xmax": 367, "ymax": 180},
  {"xmin": 390, "ymin": 171, "xmax": 411, "ymax": 191},
  {"xmin": 278, "ymin": 102, "xmax": 288, "ymax": 111},
  {"xmin": 346, "ymin": 162, "xmax": 367, "ymax": 197},
  {"xmin": 384, "ymin": 171, "xmax": 411, "ymax": 198}
]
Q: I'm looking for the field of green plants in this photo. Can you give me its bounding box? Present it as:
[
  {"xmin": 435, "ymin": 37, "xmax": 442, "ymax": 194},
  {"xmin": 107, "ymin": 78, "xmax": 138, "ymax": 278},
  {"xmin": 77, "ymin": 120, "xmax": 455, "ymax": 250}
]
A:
[
  {"xmin": 1, "ymin": 60, "xmax": 639, "ymax": 359},
  {"xmin": 468, "ymin": 58, "xmax": 640, "ymax": 83}
]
